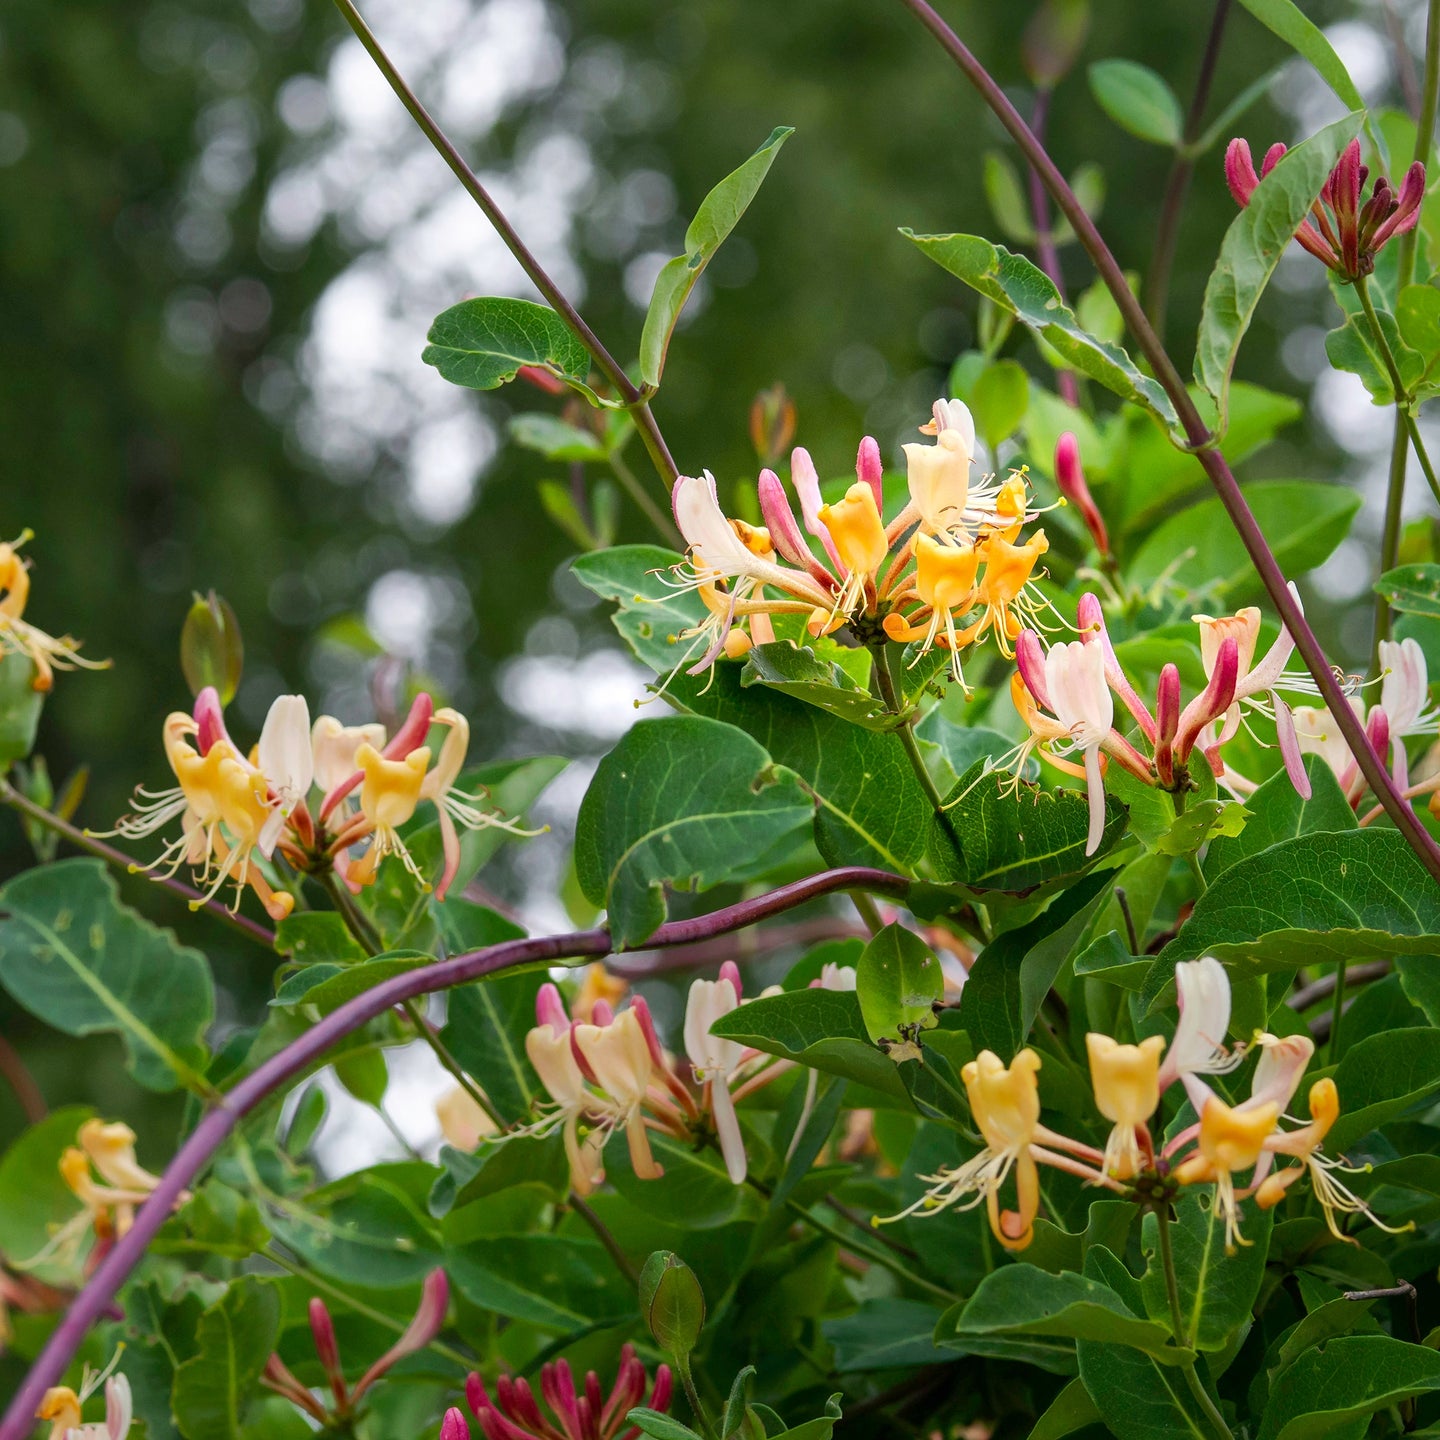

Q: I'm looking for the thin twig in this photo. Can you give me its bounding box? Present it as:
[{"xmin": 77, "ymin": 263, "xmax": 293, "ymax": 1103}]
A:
[
  {"xmin": 0, "ymin": 778, "xmax": 276, "ymax": 948},
  {"xmin": 328, "ymin": 0, "xmax": 678, "ymax": 488},
  {"xmin": 894, "ymin": 0, "xmax": 1440, "ymax": 885},
  {"xmin": 569, "ymin": 1196, "xmax": 639, "ymax": 1286},
  {"xmin": 0, "ymin": 1033, "xmax": 47, "ymax": 1123},
  {"xmin": 1287, "ymin": 960, "xmax": 1389, "ymax": 1011},
  {"xmin": 1026, "ymin": 90, "xmax": 1079, "ymax": 406},
  {"xmin": 1147, "ymin": 0, "xmax": 1233, "ymax": 336}
]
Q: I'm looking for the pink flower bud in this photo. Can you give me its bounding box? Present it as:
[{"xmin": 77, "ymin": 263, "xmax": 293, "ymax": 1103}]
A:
[
  {"xmin": 856, "ymin": 436, "xmax": 884, "ymax": 513},
  {"xmin": 1224, "ymin": 138, "xmax": 1261, "ymax": 207},
  {"xmin": 1154, "ymin": 663, "xmax": 1181, "ymax": 790},
  {"xmin": 719, "ymin": 959, "xmax": 743, "ymax": 998},
  {"xmin": 535, "ymin": 982, "xmax": 569, "ymax": 1034},
  {"xmin": 351, "ymin": 1268, "xmax": 450, "ymax": 1402},
  {"xmin": 193, "ymin": 686, "xmax": 227, "ymax": 756},
  {"xmin": 1015, "ymin": 630, "xmax": 1052, "ymax": 710},
  {"xmin": 1054, "ymin": 433, "xmax": 1109, "ymax": 555},
  {"xmin": 309, "ymin": 1297, "xmax": 348, "ymax": 1409},
  {"xmin": 1175, "ymin": 638, "xmax": 1239, "ymax": 763},
  {"xmin": 1076, "ymin": 592, "xmax": 1157, "ymax": 742},
  {"xmin": 442, "ymin": 1408, "xmax": 474, "ymax": 1440},
  {"xmin": 516, "ymin": 365, "xmax": 566, "ymax": 395},
  {"xmin": 757, "ymin": 469, "xmax": 826, "ymax": 579}
]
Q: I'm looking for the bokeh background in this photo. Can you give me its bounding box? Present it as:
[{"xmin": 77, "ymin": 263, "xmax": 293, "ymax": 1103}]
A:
[{"xmin": 0, "ymin": 0, "xmax": 1421, "ymax": 1187}]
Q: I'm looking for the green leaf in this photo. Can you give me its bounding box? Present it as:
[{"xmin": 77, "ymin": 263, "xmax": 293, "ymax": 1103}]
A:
[
  {"xmin": 0, "ymin": 858, "xmax": 213, "ymax": 1091},
  {"xmin": 274, "ymin": 912, "xmax": 366, "ymax": 965},
  {"xmin": 1194, "ymin": 113, "xmax": 1363, "ymax": 433},
  {"xmin": 630, "ymin": 1412, "xmax": 704, "ymax": 1440},
  {"xmin": 856, "ymin": 922, "xmax": 942, "ymax": 1057},
  {"xmin": 1376, "ymin": 562, "xmax": 1440, "ymax": 617},
  {"xmin": 1326, "ymin": 308, "xmax": 1425, "ymax": 403},
  {"xmin": 959, "ymin": 869, "xmax": 1116, "ymax": 1059},
  {"xmin": 1233, "ymin": 0, "xmax": 1365, "ymax": 113},
  {"xmin": 709, "ymin": 987, "xmax": 909, "ymax": 1102},
  {"xmin": 1088, "ymin": 60, "xmax": 1183, "ymax": 146},
  {"xmin": 824, "ymin": 1298, "xmax": 950, "ymax": 1371},
  {"xmin": 1145, "ymin": 831, "xmax": 1440, "ymax": 1008},
  {"xmin": 1326, "ymin": 1028, "xmax": 1440, "ymax": 1151},
  {"xmin": 1075, "ymin": 1338, "xmax": 1218, "ymax": 1440},
  {"xmin": 932, "ymin": 761, "xmax": 1127, "ymax": 893},
  {"xmin": 940, "ymin": 1264, "xmax": 1187, "ymax": 1363},
  {"xmin": 972, "ymin": 359, "xmax": 1031, "ymax": 450},
  {"xmin": 1027, "ymin": 1378, "xmax": 1102, "ymax": 1440},
  {"xmin": 607, "ymin": 1127, "xmax": 757, "ymax": 1228},
  {"xmin": 509, "ymin": 412, "xmax": 608, "ymax": 462},
  {"xmin": 571, "ymin": 544, "xmax": 704, "ymax": 673},
  {"xmin": 639, "ymin": 126, "xmax": 794, "ymax": 386},
  {"xmin": 903, "ymin": 230, "xmax": 1179, "ymax": 430},
  {"xmin": 0, "ymin": 1105, "xmax": 95, "ymax": 1280},
  {"xmin": 1397, "ymin": 282, "xmax": 1440, "ymax": 354},
  {"xmin": 1204, "ymin": 754, "xmax": 1355, "ymax": 880},
  {"xmin": 450, "ymin": 1233, "xmax": 632, "ymax": 1330},
  {"xmin": 982, "ymin": 151, "xmax": 1036, "ymax": 244},
  {"xmin": 171, "ymin": 1277, "xmax": 280, "ymax": 1440},
  {"xmin": 574, "ymin": 716, "xmax": 812, "ymax": 946},
  {"xmin": 1258, "ymin": 1336, "xmax": 1440, "ymax": 1440},
  {"xmin": 429, "ymin": 1132, "xmax": 570, "ymax": 1215},
  {"xmin": 1127, "ymin": 480, "xmax": 1361, "ymax": 602},
  {"xmin": 0, "ymin": 651, "xmax": 44, "ymax": 763},
  {"xmin": 434, "ymin": 898, "xmax": 537, "ymax": 1126},
  {"xmin": 423, "ymin": 297, "xmax": 591, "ymax": 392},
  {"xmin": 1073, "ymin": 930, "xmax": 1151, "ymax": 990},
  {"xmin": 740, "ymin": 643, "xmax": 896, "ymax": 731},
  {"xmin": 768, "ymin": 1396, "xmax": 842, "ymax": 1440},
  {"xmin": 270, "ymin": 951, "xmax": 432, "ymax": 1009},
  {"xmin": 1139, "ymin": 1194, "xmax": 1270, "ymax": 1351}
]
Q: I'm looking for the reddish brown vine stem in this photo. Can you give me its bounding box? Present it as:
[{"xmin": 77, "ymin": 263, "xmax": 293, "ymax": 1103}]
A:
[
  {"xmin": 895, "ymin": 0, "xmax": 1440, "ymax": 885},
  {"xmin": 0, "ymin": 866, "xmax": 909, "ymax": 1437}
]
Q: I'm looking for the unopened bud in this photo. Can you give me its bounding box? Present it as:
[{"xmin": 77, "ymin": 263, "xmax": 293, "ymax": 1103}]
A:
[
  {"xmin": 1022, "ymin": 0, "xmax": 1090, "ymax": 88},
  {"xmin": 309, "ymin": 1297, "xmax": 348, "ymax": 1409},
  {"xmin": 442, "ymin": 1407, "xmax": 473, "ymax": 1440},
  {"xmin": 180, "ymin": 590, "xmax": 243, "ymax": 707},
  {"xmin": 1054, "ymin": 433, "xmax": 1109, "ymax": 556},
  {"xmin": 749, "ymin": 384, "xmax": 797, "ymax": 466},
  {"xmin": 516, "ymin": 364, "xmax": 566, "ymax": 395},
  {"xmin": 638, "ymin": 1251, "xmax": 705, "ymax": 1358}
]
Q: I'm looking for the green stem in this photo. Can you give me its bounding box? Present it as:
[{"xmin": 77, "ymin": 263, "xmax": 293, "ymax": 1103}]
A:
[
  {"xmin": 610, "ymin": 448, "xmax": 683, "ymax": 546},
  {"xmin": 1329, "ymin": 956, "xmax": 1348, "ymax": 1062},
  {"xmin": 675, "ymin": 1355, "xmax": 718, "ymax": 1440},
  {"xmin": 1375, "ymin": 412, "xmax": 1411, "ymax": 660},
  {"xmin": 870, "ymin": 642, "xmax": 948, "ymax": 816},
  {"xmin": 569, "ymin": 1196, "xmax": 639, "ymax": 1286},
  {"xmin": 319, "ymin": 872, "xmax": 505, "ymax": 1131},
  {"xmin": 0, "ymin": 777, "xmax": 275, "ymax": 948},
  {"xmin": 328, "ymin": 0, "xmax": 678, "ymax": 488},
  {"xmin": 1398, "ymin": 0, "xmax": 1440, "ymax": 291},
  {"xmin": 1157, "ymin": 1205, "xmax": 1235, "ymax": 1440},
  {"xmin": 1187, "ymin": 854, "xmax": 1208, "ymax": 895},
  {"xmin": 783, "ymin": 1198, "xmax": 957, "ymax": 1304},
  {"xmin": 850, "ymin": 890, "xmax": 885, "ymax": 936}
]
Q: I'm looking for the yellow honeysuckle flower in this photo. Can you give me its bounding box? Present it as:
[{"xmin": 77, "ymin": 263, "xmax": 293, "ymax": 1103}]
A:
[
  {"xmin": 348, "ymin": 743, "xmax": 431, "ymax": 888},
  {"xmin": 817, "ymin": 481, "xmax": 888, "ymax": 616},
  {"xmin": 1174, "ymin": 1096, "xmax": 1280, "ymax": 1251},
  {"xmin": 1086, "ymin": 1033, "xmax": 1165, "ymax": 1179},
  {"xmin": 0, "ymin": 531, "xmax": 108, "ymax": 692},
  {"xmin": 882, "ymin": 535, "xmax": 981, "ymax": 685},
  {"xmin": 36, "ymin": 1357, "xmax": 130, "ymax": 1439},
  {"xmin": 1256, "ymin": 1078, "xmax": 1413, "ymax": 1242},
  {"xmin": 952, "ymin": 529, "xmax": 1051, "ymax": 657}
]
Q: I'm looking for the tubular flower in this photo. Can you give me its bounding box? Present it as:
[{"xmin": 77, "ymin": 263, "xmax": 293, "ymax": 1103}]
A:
[
  {"xmin": 263, "ymin": 1270, "xmax": 449, "ymax": 1425},
  {"xmin": 1054, "ymin": 432, "xmax": 1109, "ymax": 555},
  {"xmin": 1291, "ymin": 698, "xmax": 1371, "ymax": 804},
  {"xmin": 37, "ymin": 1364, "xmax": 131, "ymax": 1440},
  {"xmin": 1226, "ymin": 136, "xmax": 1424, "ymax": 280},
  {"xmin": 882, "ymin": 1048, "xmax": 1119, "ymax": 1250},
  {"xmin": 1378, "ymin": 637, "xmax": 1437, "ymax": 790},
  {"xmin": 465, "ymin": 1343, "xmax": 673, "ymax": 1440},
  {"xmin": 1155, "ymin": 956, "xmax": 1246, "ymax": 1109},
  {"xmin": 1086, "ymin": 1034, "xmax": 1165, "ymax": 1179},
  {"xmin": 1256, "ymin": 1078, "xmax": 1414, "ymax": 1242},
  {"xmin": 0, "ymin": 530, "xmax": 109, "ymax": 692},
  {"xmin": 573, "ymin": 1008, "xmax": 664, "ymax": 1183},
  {"xmin": 109, "ymin": 682, "xmax": 535, "ymax": 916},
  {"xmin": 667, "ymin": 398, "xmax": 1052, "ymax": 678},
  {"xmin": 683, "ymin": 963, "xmax": 749, "ymax": 1182},
  {"xmin": 1173, "ymin": 1095, "xmax": 1281, "ymax": 1251}
]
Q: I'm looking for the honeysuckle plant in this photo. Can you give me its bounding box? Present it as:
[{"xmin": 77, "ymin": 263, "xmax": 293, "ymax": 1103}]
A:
[{"xmin": 12, "ymin": 4, "xmax": 1440, "ymax": 1440}]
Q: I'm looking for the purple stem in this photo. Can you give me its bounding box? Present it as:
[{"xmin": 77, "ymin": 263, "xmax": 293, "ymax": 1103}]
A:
[
  {"xmin": 1026, "ymin": 90, "xmax": 1080, "ymax": 407},
  {"xmin": 0, "ymin": 866, "xmax": 907, "ymax": 1435},
  {"xmin": 896, "ymin": 0, "xmax": 1440, "ymax": 885}
]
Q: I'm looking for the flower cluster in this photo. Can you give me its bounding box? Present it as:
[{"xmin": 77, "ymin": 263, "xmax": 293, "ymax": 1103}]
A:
[
  {"xmin": 1294, "ymin": 636, "xmax": 1440, "ymax": 820},
  {"xmin": 36, "ymin": 1357, "xmax": 131, "ymax": 1440},
  {"xmin": 888, "ymin": 957, "xmax": 1398, "ymax": 1254},
  {"xmin": 510, "ymin": 963, "xmax": 794, "ymax": 1194},
  {"xmin": 25, "ymin": 1120, "xmax": 180, "ymax": 1277},
  {"xmin": 105, "ymin": 685, "xmax": 534, "ymax": 919},
  {"xmin": 667, "ymin": 398, "xmax": 1052, "ymax": 690},
  {"xmin": 1010, "ymin": 588, "xmax": 1316, "ymax": 853},
  {"xmin": 461, "ymin": 1343, "xmax": 672, "ymax": 1440},
  {"xmin": 0, "ymin": 530, "xmax": 107, "ymax": 692},
  {"xmin": 1225, "ymin": 136, "xmax": 1424, "ymax": 282},
  {"xmin": 263, "ymin": 1270, "xmax": 449, "ymax": 1426}
]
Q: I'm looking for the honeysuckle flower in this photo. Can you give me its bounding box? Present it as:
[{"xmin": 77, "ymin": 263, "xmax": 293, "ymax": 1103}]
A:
[
  {"xmin": 573, "ymin": 1007, "xmax": 663, "ymax": 1183},
  {"xmin": 1291, "ymin": 697, "xmax": 1374, "ymax": 805},
  {"xmin": 818, "ymin": 481, "xmax": 889, "ymax": 615},
  {"xmin": 904, "ymin": 416, "xmax": 974, "ymax": 536},
  {"xmin": 1155, "ymin": 957, "xmax": 1245, "ymax": 1108},
  {"xmin": 436, "ymin": 1085, "xmax": 500, "ymax": 1152},
  {"xmin": 684, "ymin": 962, "xmax": 748, "ymax": 1182},
  {"xmin": 1045, "ymin": 639, "xmax": 1113, "ymax": 855},
  {"xmin": 1256, "ymin": 1078, "xmax": 1413, "ymax": 1241},
  {"xmin": 524, "ymin": 984, "xmax": 607, "ymax": 1196},
  {"xmin": 817, "ymin": 961, "xmax": 858, "ymax": 990},
  {"xmin": 1173, "ymin": 1093, "xmax": 1281, "ymax": 1251},
  {"xmin": 1226, "ymin": 136, "xmax": 1424, "ymax": 281},
  {"xmin": 1378, "ymin": 637, "xmax": 1437, "ymax": 789},
  {"xmin": 311, "ymin": 714, "xmax": 387, "ymax": 792},
  {"xmin": 263, "ymin": 1270, "xmax": 449, "ymax": 1424},
  {"xmin": 1086, "ymin": 1033, "xmax": 1165, "ymax": 1179},
  {"xmin": 37, "ymin": 1364, "xmax": 130, "ymax": 1440},
  {"xmin": 443, "ymin": 1409, "xmax": 472, "ymax": 1440},
  {"xmin": 256, "ymin": 694, "xmax": 313, "ymax": 857},
  {"xmin": 465, "ymin": 1343, "xmax": 673, "ymax": 1440},
  {"xmin": 0, "ymin": 530, "xmax": 108, "ymax": 692},
  {"xmin": 882, "ymin": 1048, "xmax": 1118, "ymax": 1250}
]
